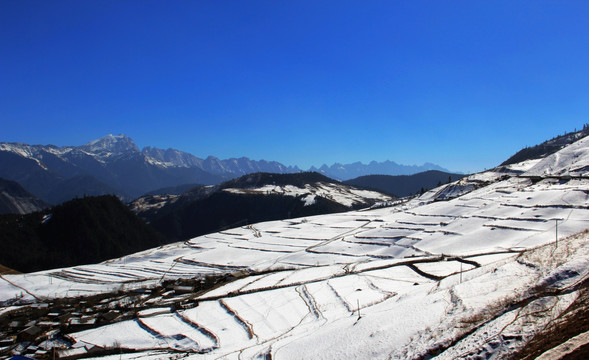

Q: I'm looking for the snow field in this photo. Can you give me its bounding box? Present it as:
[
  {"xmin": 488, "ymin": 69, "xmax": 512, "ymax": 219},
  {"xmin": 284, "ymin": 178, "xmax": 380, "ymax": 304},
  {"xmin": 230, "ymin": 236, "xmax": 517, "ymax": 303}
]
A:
[
  {"xmin": 222, "ymin": 182, "xmax": 392, "ymax": 208},
  {"xmin": 71, "ymin": 320, "xmax": 167, "ymax": 351},
  {"xmin": 3, "ymin": 136, "xmax": 589, "ymax": 359}
]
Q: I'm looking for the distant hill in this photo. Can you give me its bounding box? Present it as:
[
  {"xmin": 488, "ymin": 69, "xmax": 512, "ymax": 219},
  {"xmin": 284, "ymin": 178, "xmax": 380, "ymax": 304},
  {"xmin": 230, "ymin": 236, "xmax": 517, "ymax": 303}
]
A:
[
  {"xmin": 344, "ymin": 170, "xmax": 467, "ymax": 197},
  {"xmin": 143, "ymin": 183, "xmax": 203, "ymax": 196},
  {"xmin": 501, "ymin": 125, "xmax": 589, "ymax": 166},
  {"xmin": 310, "ymin": 161, "xmax": 450, "ymax": 180},
  {"xmin": 217, "ymin": 171, "xmax": 336, "ymax": 189},
  {"xmin": 0, "ymin": 177, "xmax": 49, "ymax": 215},
  {"xmin": 0, "ymin": 195, "xmax": 165, "ymax": 273},
  {"xmin": 132, "ymin": 172, "xmax": 393, "ymax": 242},
  {"xmin": 44, "ymin": 174, "xmax": 129, "ymax": 205}
]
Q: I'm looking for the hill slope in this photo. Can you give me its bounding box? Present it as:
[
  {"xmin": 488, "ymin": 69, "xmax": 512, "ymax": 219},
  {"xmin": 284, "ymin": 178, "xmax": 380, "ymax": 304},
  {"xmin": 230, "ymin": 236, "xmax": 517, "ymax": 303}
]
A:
[
  {"xmin": 132, "ymin": 172, "xmax": 393, "ymax": 242},
  {"xmin": 344, "ymin": 170, "xmax": 466, "ymax": 197},
  {"xmin": 0, "ymin": 177, "xmax": 49, "ymax": 214},
  {"xmin": 0, "ymin": 195, "xmax": 164, "ymax": 273},
  {"xmin": 501, "ymin": 125, "xmax": 589, "ymax": 166}
]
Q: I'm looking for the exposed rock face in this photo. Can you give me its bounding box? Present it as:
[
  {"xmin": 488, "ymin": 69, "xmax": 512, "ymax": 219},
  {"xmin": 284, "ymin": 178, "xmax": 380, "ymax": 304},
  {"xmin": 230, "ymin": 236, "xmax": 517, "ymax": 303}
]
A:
[{"xmin": 0, "ymin": 177, "xmax": 49, "ymax": 214}]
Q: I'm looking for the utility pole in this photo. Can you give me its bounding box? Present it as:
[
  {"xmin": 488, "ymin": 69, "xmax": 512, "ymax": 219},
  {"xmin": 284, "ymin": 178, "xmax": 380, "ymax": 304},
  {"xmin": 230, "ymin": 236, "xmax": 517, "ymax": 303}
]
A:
[
  {"xmin": 460, "ymin": 262, "xmax": 463, "ymax": 284},
  {"xmin": 556, "ymin": 219, "xmax": 559, "ymax": 248},
  {"xmin": 357, "ymin": 299, "xmax": 361, "ymax": 320}
]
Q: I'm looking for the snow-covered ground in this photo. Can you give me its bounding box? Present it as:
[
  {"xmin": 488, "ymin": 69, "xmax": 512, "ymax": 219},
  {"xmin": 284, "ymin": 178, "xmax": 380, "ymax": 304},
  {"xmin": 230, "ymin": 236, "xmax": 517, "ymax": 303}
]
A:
[
  {"xmin": 2, "ymin": 136, "xmax": 589, "ymax": 359},
  {"xmin": 222, "ymin": 182, "xmax": 393, "ymax": 207}
]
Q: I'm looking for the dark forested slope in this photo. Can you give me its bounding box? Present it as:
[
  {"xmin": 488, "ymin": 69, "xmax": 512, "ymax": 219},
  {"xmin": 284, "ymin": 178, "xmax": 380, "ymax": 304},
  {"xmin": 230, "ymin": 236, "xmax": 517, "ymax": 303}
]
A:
[
  {"xmin": 0, "ymin": 195, "xmax": 165, "ymax": 273},
  {"xmin": 344, "ymin": 170, "xmax": 466, "ymax": 197}
]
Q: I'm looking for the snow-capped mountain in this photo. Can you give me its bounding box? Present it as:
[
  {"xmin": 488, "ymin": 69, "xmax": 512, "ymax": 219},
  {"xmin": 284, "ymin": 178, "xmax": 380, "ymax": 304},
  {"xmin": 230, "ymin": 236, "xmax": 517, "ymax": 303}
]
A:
[
  {"xmin": 2, "ymin": 132, "xmax": 589, "ymax": 359},
  {"xmin": 80, "ymin": 133, "xmax": 141, "ymax": 159},
  {"xmin": 142, "ymin": 146, "xmax": 205, "ymax": 168},
  {"xmin": 1, "ymin": 135, "xmax": 289, "ymax": 203},
  {"xmin": 202, "ymin": 156, "xmax": 300, "ymax": 177},
  {"xmin": 0, "ymin": 134, "xmax": 451, "ymax": 205},
  {"xmin": 143, "ymin": 146, "xmax": 301, "ymax": 176}
]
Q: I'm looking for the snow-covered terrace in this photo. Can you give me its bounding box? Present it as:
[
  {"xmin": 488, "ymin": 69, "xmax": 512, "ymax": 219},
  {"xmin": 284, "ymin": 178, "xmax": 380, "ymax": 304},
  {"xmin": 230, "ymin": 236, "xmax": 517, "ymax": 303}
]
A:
[{"xmin": 1, "ymin": 136, "xmax": 589, "ymax": 359}]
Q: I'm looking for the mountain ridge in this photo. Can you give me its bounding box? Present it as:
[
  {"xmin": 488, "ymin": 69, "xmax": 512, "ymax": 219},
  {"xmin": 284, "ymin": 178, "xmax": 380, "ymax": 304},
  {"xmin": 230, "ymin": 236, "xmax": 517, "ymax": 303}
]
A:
[
  {"xmin": 309, "ymin": 160, "xmax": 452, "ymax": 180},
  {"xmin": 132, "ymin": 171, "xmax": 393, "ymax": 242},
  {"xmin": 0, "ymin": 134, "xmax": 451, "ymax": 205},
  {"xmin": 501, "ymin": 125, "xmax": 589, "ymax": 166}
]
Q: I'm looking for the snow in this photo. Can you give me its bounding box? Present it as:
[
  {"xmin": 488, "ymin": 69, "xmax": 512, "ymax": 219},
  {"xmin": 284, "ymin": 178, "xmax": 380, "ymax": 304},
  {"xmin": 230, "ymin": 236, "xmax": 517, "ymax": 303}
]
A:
[
  {"xmin": 2, "ymin": 135, "xmax": 589, "ymax": 359},
  {"xmin": 223, "ymin": 182, "xmax": 392, "ymax": 208},
  {"xmin": 302, "ymin": 194, "xmax": 316, "ymax": 206},
  {"xmin": 71, "ymin": 320, "xmax": 166, "ymax": 350},
  {"xmin": 526, "ymin": 135, "xmax": 589, "ymax": 176}
]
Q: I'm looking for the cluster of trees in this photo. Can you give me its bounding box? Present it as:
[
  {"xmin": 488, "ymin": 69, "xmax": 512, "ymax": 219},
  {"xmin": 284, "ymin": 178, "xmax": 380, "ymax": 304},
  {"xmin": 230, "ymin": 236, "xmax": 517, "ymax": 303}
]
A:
[{"xmin": 0, "ymin": 195, "xmax": 165, "ymax": 273}]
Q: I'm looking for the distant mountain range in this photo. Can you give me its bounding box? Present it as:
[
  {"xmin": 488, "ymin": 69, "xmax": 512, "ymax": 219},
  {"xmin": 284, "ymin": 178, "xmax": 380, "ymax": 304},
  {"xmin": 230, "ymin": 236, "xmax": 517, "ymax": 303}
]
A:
[
  {"xmin": 0, "ymin": 135, "xmax": 294, "ymax": 204},
  {"xmin": 310, "ymin": 161, "xmax": 451, "ymax": 180},
  {"xmin": 143, "ymin": 146, "xmax": 300, "ymax": 177},
  {"xmin": 0, "ymin": 134, "xmax": 452, "ymax": 205}
]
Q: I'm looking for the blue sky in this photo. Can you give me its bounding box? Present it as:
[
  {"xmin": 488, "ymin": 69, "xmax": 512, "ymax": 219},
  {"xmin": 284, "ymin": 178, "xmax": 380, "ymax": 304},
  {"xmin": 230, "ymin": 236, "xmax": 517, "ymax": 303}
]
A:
[{"xmin": 1, "ymin": 1, "xmax": 588, "ymax": 173}]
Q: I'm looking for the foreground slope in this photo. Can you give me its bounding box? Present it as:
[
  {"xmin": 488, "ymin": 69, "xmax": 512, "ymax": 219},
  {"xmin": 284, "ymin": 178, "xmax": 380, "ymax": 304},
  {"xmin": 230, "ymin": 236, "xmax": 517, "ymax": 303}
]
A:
[{"xmin": 1, "ymin": 137, "xmax": 589, "ymax": 359}]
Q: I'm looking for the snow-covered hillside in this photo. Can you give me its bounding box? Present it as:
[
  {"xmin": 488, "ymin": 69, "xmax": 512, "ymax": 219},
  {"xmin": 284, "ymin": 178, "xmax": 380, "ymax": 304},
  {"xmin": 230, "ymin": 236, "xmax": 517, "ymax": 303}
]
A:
[
  {"xmin": 1, "ymin": 136, "xmax": 589, "ymax": 359},
  {"xmin": 222, "ymin": 182, "xmax": 391, "ymax": 208}
]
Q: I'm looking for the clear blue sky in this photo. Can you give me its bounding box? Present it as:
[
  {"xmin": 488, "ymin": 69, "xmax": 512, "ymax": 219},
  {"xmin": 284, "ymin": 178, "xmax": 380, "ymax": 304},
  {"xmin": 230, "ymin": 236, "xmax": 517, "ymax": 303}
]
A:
[{"xmin": 1, "ymin": 1, "xmax": 588, "ymax": 173}]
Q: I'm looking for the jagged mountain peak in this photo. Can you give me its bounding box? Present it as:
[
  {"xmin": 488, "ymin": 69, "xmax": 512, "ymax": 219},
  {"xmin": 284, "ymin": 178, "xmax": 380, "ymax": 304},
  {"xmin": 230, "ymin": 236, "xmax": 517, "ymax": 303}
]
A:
[
  {"xmin": 80, "ymin": 134, "xmax": 140, "ymax": 155},
  {"xmin": 142, "ymin": 146, "xmax": 204, "ymax": 168}
]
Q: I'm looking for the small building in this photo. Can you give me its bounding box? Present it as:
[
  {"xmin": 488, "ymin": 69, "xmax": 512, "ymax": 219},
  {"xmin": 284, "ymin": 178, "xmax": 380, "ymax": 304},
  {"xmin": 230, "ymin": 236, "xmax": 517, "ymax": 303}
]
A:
[
  {"xmin": 57, "ymin": 344, "xmax": 103, "ymax": 359},
  {"xmin": 100, "ymin": 310, "xmax": 120, "ymax": 323},
  {"xmin": 18, "ymin": 325, "xmax": 42, "ymax": 342},
  {"xmin": 67, "ymin": 316, "xmax": 97, "ymax": 332}
]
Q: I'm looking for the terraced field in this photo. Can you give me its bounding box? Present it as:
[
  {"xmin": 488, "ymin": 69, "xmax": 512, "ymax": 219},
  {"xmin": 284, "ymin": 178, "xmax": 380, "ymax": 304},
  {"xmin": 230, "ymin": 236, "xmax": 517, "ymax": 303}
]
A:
[{"xmin": 1, "ymin": 136, "xmax": 589, "ymax": 359}]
